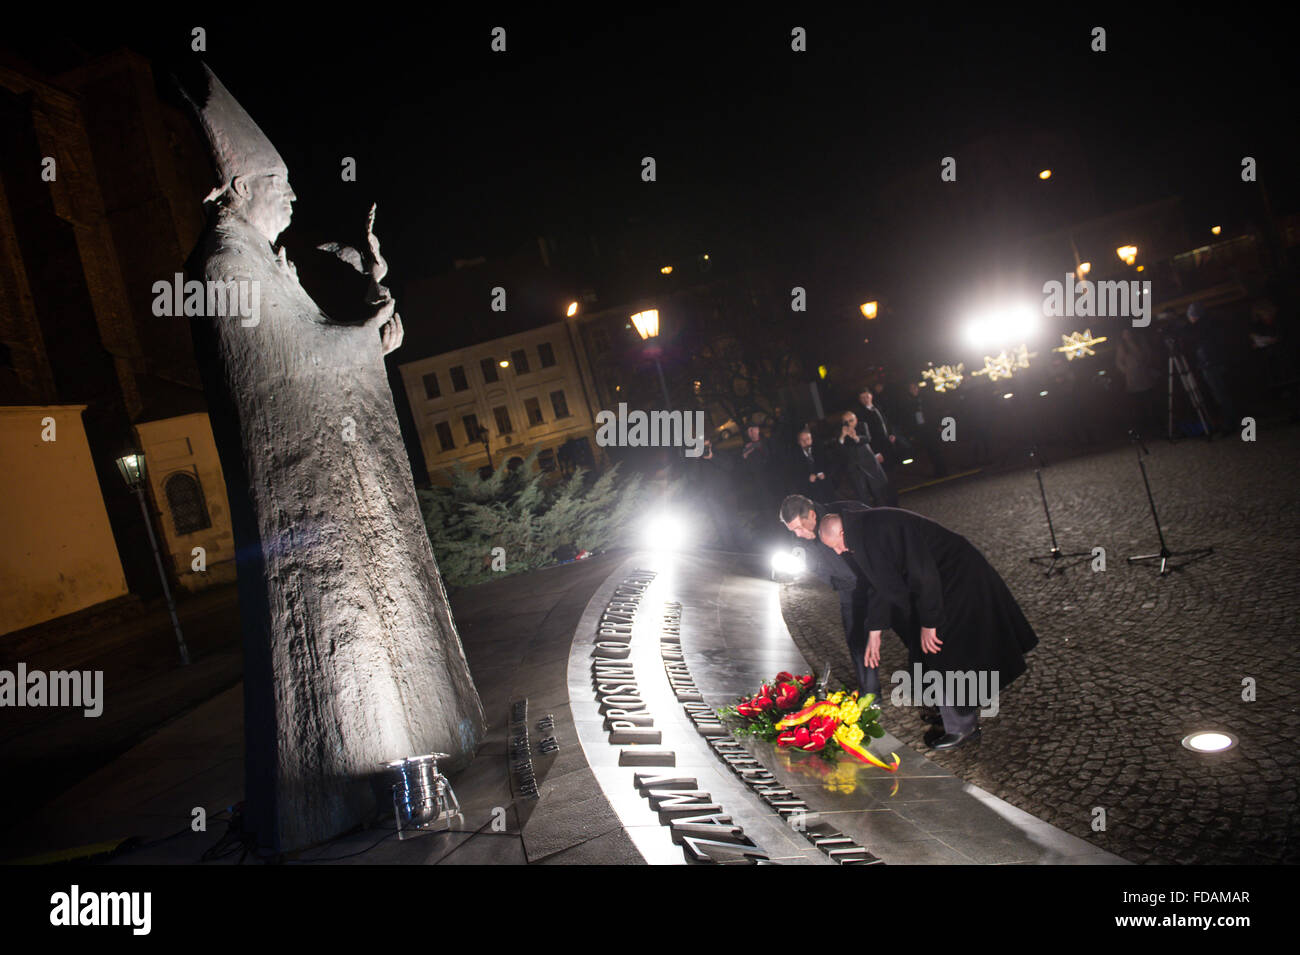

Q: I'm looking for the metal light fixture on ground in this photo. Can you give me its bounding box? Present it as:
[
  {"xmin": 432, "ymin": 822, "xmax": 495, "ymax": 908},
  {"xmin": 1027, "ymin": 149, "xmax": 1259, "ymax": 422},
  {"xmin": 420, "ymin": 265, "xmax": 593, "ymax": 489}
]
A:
[
  {"xmin": 383, "ymin": 753, "xmax": 462, "ymax": 838},
  {"xmin": 1181, "ymin": 731, "xmax": 1237, "ymax": 754}
]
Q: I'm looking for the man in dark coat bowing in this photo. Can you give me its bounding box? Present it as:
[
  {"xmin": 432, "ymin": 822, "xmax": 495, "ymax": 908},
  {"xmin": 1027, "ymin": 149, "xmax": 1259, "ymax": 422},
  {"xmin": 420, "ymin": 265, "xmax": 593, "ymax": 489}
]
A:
[
  {"xmin": 818, "ymin": 508, "xmax": 1039, "ymax": 750},
  {"xmin": 780, "ymin": 494, "xmax": 887, "ymax": 703}
]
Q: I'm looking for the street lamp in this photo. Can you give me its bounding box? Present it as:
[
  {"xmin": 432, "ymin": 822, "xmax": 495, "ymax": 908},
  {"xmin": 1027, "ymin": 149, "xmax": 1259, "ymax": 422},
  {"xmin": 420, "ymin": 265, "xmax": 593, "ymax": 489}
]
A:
[
  {"xmin": 114, "ymin": 451, "xmax": 190, "ymax": 665},
  {"xmin": 631, "ymin": 309, "xmax": 672, "ymax": 411}
]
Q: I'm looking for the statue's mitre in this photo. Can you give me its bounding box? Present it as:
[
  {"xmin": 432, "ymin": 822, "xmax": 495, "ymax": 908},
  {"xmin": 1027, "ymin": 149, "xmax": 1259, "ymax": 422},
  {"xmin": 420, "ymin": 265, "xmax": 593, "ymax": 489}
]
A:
[{"xmin": 179, "ymin": 63, "xmax": 288, "ymax": 203}]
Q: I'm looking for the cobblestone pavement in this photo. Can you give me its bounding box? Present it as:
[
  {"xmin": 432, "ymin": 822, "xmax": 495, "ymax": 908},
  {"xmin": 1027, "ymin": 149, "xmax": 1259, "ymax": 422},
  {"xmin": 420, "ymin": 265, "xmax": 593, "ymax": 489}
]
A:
[{"xmin": 780, "ymin": 423, "xmax": 1300, "ymax": 865}]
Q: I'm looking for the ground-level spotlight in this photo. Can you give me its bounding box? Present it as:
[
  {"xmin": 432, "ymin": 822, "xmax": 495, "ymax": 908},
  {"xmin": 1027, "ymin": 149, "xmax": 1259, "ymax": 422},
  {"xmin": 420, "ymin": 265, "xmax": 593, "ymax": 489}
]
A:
[
  {"xmin": 642, "ymin": 510, "xmax": 690, "ymax": 552},
  {"xmin": 770, "ymin": 547, "xmax": 806, "ymax": 581},
  {"xmin": 901, "ymin": 457, "xmax": 914, "ymax": 465},
  {"xmin": 1181, "ymin": 731, "xmax": 1238, "ymax": 754},
  {"xmin": 1002, "ymin": 392, "xmax": 1014, "ymax": 399},
  {"xmin": 1040, "ymin": 390, "xmax": 1049, "ymax": 397}
]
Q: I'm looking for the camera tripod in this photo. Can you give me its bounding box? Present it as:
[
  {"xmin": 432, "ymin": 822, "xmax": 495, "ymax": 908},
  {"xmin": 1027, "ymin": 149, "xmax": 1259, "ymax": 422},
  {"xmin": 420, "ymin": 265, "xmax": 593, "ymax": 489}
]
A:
[
  {"xmin": 1125, "ymin": 430, "xmax": 1214, "ymax": 575},
  {"xmin": 1026, "ymin": 446, "xmax": 1092, "ymax": 577},
  {"xmin": 1165, "ymin": 335, "xmax": 1213, "ymax": 440}
]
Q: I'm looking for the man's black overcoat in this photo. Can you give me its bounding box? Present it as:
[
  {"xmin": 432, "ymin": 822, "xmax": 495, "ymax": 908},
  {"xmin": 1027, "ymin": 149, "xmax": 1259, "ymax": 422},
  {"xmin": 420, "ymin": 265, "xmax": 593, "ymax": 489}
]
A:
[{"xmin": 840, "ymin": 507, "xmax": 1038, "ymax": 686}]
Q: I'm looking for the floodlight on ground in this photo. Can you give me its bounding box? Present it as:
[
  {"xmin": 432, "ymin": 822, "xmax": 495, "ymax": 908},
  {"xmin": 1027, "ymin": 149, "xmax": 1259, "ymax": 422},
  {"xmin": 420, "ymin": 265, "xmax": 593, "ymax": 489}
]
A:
[
  {"xmin": 770, "ymin": 547, "xmax": 807, "ymax": 581},
  {"xmin": 1181, "ymin": 731, "xmax": 1237, "ymax": 754}
]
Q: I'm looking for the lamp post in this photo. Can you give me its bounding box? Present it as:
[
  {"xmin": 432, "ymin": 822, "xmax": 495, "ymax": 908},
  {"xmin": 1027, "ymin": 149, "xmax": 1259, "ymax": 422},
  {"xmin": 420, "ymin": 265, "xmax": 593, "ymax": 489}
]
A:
[
  {"xmin": 478, "ymin": 426, "xmax": 492, "ymax": 473},
  {"xmin": 631, "ymin": 308, "xmax": 672, "ymax": 411},
  {"xmin": 115, "ymin": 452, "xmax": 190, "ymax": 665}
]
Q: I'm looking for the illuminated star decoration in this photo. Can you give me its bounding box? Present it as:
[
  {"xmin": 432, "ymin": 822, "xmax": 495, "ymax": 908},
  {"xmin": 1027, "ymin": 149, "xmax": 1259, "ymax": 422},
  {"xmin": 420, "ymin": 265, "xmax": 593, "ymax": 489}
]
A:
[
  {"xmin": 1054, "ymin": 328, "xmax": 1108, "ymax": 360},
  {"xmin": 971, "ymin": 344, "xmax": 1034, "ymax": 381},
  {"xmin": 921, "ymin": 362, "xmax": 964, "ymax": 392}
]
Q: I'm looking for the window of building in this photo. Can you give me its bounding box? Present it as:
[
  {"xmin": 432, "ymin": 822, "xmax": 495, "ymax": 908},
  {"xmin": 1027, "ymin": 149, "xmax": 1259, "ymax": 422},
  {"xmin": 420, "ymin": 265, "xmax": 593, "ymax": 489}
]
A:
[
  {"xmin": 480, "ymin": 358, "xmax": 499, "ymax": 383},
  {"xmin": 511, "ymin": 348, "xmax": 530, "ymax": 374},
  {"xmin": 450, "ymin": 365, "xmax": 468, "ymax": 391},
  {"xmin": 538, "ymin": 448, "xmax": 556, "ymax": 472},
  {"xmin": 550, "ymin": 389, "xmax": 570, "ymax": 419},
  {"xmin": 164, "ymin": 472, "xmax": 211, "ymax": 535},
  {"xmin": 462, "ymin": 413, "xmax": 481, "ymax": 443},
  {"xmin": 537, "ymin": 342, "xmax": 556, "ymax": 368},
  {"xmin": 524, "ymin": 396, "xmax": 544, "ymax": 427},
  {"xmin": 590, "ymin": 328, "xmax": 610, "ymax": 354},
  {"xmin": 435, "ymin": 421, "xmax": 455, "ymax": 452},
  {"xmin": 493, "ymin": 405, "xmax": 513, "ymax": 435},
  {"xmin": 422, "ymin": 371, "xmax": 440, "ymax": 400}
]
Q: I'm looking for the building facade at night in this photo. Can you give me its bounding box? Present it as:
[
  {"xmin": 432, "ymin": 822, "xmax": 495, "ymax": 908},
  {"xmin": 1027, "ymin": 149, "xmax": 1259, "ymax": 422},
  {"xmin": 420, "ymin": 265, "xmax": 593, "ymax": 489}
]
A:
[{"xmin": 398, "ymin": 319, "xmax": 602, "ymax": 482}]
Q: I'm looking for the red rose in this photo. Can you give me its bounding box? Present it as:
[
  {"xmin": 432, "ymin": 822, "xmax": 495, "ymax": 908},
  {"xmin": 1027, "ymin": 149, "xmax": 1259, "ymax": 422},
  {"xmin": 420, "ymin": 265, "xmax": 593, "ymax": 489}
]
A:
[
  {"xmin": 775, "ymin": 671, "xmax": 795, "ymax": 684},
  {"xmin": 753, "ymin": 696, "xmax": 775, "ymax": 712},
  {"xmin": 794, "ymin": 725, "xmax": 811, "ymax": 746},
  {"xmin": 757, "ymin": 683, "xmax": 774, "ymax": 699},
  {"xmin": 797, "ymin": 674, "xmax": 814, "ymax": 687},
  {"xmin": 736, "ymin": 703, "xmax": 755, "ymax": 718}
]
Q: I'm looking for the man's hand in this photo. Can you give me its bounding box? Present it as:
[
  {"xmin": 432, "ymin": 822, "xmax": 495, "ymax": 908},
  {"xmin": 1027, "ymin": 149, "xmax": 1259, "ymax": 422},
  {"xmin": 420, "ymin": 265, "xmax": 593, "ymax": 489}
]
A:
[
  {"xmin": 864, "ymin": 630, "xmax": 882, "ymax": 668},
  {"xmin": 921, "ymin": 626, "xmax": 942, "ymax": 654},
  {"xmin": 875, "ymin": 452, "xmax": 885, "ymax": 464}
]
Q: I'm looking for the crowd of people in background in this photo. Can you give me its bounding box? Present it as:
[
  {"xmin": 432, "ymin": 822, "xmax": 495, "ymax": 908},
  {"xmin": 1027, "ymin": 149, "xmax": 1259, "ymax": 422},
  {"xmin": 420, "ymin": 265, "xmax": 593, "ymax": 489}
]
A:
[{"xmin": 679, "ymin": 295, "xmax": 1297, "ymax": 551}]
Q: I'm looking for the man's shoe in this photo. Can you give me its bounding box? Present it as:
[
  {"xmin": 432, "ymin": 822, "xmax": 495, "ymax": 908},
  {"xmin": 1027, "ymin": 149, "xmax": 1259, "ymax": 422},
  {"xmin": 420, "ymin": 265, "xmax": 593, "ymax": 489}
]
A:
[
  {"xmin": 928, "ymin": 727, "xmax": 981, "ymax": 751},
  {"xmin": 919, "ymin": 706, "xmax": 943, "ymax": 726},
  {"xmin": 923, "ymin": 725, "xmax": 947, "ymax": 747}
]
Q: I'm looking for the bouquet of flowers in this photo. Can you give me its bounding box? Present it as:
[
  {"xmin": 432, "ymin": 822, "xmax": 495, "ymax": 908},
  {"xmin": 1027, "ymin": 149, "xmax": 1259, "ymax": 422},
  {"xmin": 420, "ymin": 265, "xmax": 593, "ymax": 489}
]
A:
[{"xmin": 717, "ymin": 672, "xmax": 900, "ymax": 773}]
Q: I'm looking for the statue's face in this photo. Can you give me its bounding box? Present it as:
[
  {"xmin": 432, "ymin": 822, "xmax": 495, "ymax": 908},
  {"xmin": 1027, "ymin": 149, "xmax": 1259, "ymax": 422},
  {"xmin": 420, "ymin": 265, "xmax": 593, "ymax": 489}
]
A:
[{"xmin": 241, "ymin": 173, "xmax": 296, "ymax": 242}]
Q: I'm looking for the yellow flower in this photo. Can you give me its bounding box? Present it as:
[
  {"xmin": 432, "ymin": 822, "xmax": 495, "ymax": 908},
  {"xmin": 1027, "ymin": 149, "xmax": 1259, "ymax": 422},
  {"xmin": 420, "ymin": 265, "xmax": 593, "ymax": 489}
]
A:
[
  {"xmin": 803, "ymin": 695, "xmax": 816, "ymax": 709},
  {"xmin": 829, "ymin": 691, "xmax": 845, "ymax": 705}
]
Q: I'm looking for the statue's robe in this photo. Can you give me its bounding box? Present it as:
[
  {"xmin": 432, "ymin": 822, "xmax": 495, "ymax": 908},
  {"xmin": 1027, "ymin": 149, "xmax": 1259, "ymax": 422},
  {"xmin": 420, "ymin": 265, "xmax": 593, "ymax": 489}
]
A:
[
  {"xmin": 188, "ymin": 209, "xmax": 484, "ymax": 851},
  {"xmin": 840, "ymin": 507, "xmax": 1039, "ymax": 688}
]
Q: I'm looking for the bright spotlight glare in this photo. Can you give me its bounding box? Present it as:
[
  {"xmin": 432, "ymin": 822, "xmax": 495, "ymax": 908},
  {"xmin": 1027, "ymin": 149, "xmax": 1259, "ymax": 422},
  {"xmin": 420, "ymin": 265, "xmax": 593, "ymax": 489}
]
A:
[
  {"xmin": 642, "ymin": 511, "xmax": 689, "ymax": 552},
  {"xmin": 770, "ymin": 547, "xmax": 806, "ymax": 579},
  {"xmin": 902, "ymin": 458, "xmax": 914, "ymax": 465},
  {"xmin": 965, "ymin": 304, "xmax": 1038, "ymax": 348}
]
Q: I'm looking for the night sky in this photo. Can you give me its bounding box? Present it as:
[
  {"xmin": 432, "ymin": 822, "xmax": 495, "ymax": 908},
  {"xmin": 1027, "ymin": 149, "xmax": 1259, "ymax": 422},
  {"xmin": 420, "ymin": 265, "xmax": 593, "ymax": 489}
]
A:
[{"xmin": 8, "ymin": 9, "xmax": 1297, "ymax": 341}]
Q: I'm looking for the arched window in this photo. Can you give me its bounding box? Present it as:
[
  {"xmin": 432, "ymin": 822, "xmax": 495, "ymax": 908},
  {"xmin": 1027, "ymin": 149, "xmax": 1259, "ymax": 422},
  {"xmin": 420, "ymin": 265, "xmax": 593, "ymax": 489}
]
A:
[{"xmin": 164, "ymin": 472, "xmax": 211, "ymax": 535}]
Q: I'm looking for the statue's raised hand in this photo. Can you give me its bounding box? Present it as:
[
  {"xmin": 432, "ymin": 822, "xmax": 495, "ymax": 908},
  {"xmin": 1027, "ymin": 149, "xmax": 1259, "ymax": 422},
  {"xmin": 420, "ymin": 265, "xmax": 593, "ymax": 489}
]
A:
[{"xmin": 318, "ymin": 203, "xmax": 403, "ymax": 354}]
